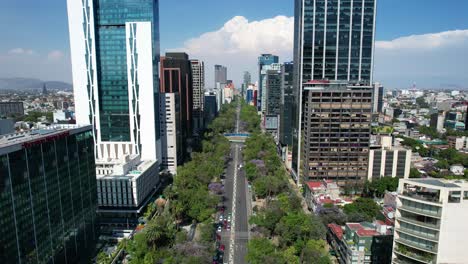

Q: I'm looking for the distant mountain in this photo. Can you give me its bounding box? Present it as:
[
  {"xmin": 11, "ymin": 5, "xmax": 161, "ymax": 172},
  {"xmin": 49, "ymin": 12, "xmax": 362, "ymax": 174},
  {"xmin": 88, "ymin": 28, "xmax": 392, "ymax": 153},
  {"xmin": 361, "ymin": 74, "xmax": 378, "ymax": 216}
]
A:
[{"xmin": 0, "ymin": 78, "xmax": 72, "ymax": 91}]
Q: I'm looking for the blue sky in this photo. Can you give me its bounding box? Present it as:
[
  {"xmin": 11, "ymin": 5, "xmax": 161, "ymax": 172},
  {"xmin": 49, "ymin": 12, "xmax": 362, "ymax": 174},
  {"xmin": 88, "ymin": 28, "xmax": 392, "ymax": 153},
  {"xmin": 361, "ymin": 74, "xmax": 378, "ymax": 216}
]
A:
[{"xmin": 0, "ymin": 0, "xmax": 467, "ymax": 89}]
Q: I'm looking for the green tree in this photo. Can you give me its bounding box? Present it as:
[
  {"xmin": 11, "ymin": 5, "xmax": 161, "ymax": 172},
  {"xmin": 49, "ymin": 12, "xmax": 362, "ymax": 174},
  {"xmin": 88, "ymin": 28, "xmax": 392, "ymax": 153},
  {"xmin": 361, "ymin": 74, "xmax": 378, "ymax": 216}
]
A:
[
  {"xmin": 364, "ymin": 177, "xmax": 399, "ymax": 198},
  {"xmin": 343, "ymin": 198, "xmax": 380, "ymax": 222},
  {"xmin": 246, "ymin": 238, "xmax": 283, "ymax": 264},
  {"xmin": 300, "ymin": 240, "xmax": 332, "ymax": 264},
  {"xmin": 275, "ymin": 213, "xmax": 326, "ymax": 249}
]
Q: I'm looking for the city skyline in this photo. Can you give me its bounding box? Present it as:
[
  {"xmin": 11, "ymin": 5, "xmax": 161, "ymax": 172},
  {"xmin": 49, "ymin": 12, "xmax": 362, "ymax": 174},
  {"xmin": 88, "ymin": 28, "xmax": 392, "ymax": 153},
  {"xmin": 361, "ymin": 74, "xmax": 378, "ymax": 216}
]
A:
[{"xmin": 0, "ymin": 0, "xmax": 467, "ymax": 89}]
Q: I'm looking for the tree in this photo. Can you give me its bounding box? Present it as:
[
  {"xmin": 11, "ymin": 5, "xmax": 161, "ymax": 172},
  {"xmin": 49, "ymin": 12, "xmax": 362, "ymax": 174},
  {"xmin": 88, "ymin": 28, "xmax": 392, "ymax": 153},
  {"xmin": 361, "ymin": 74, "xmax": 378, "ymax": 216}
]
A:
[
  {"xmin": 364, "ymin": 177, "xmax": 399, "ymax": 198},
  {"xmin": 145, "ymin": 215, "xmax": 177, "ymax": 249},
  {"xmin": 246, "ymin": 238, "xmax": 283, "ymax": 264},
  {"xmin": 275, "ymin": 213, "xmax": 326, "ymax": 249},
  {"xmin": 300, "ymin": 240, "xmax": 332, "ymax": 264},
  {"xmin": 343, "ymin": 198, "xmax": 380, "ymax": 222}
]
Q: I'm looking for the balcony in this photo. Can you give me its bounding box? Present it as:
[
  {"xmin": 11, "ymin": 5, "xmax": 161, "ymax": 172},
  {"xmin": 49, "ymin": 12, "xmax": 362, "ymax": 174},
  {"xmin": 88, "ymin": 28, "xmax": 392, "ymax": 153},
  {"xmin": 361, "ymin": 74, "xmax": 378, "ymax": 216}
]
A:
[
  {"xmin": 398, "ymin": 203, "xmax": 441, "ymax": 218},
  {"xmin": 396, "ymin": 227, "xmax": 439, "ymax": 242},
  {"xmin": 395, "ymin": 238, "xmax": 438, "ymax": 254},
  {"xmin": 397, "ymin": 215, "xmax": 440, "ymax": 230},
  {"xmin": 401, "ymin": 191, "xmax": 441, "ymax": 204},
  {"xmin": 394, "ymin": 244, "xmax": 435, "ymax": 264}
]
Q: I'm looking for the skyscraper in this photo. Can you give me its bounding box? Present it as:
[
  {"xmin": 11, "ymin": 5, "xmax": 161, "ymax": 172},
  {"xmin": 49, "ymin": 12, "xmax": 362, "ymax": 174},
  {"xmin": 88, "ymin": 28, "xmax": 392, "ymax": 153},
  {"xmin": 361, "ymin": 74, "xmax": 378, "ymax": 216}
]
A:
[
  {"xmin": 292, "ymin": 0, "xmax": 378, "ymax": 185},
  {"xmin": 260, "ymin": 63, "xmax": 282, "ymax": 114},
  {"xmin": 258, "ymin": 54, "xmax": 279, "ymax": 111},
  {"xmin": 280, "ymin": 62, "xmax": 294, "ymax": 147},
  {"xmin": 191, "ymin": 59, "xmax": 205, "ymax": 132},
  {"xmin": 214, "ymin": 64, "xmax": 227, "ymax": 88},
  {"xmin": 0, "ymin": 125, "xmax": 97, "ymax": 263},
  {"xmin": 160, "ymin": 52, "xmax": 194, "ymax": 161},
  {"xmin": 295, "ymin": 0, "xmax": 377, "ymax": 82},
  {"xmin": 67, "ymin": 0, "xmax": 162, "ymax": 216},
  {"xmin": 242, "ymin": 71, "xmax": 251, "ymax": 98}
]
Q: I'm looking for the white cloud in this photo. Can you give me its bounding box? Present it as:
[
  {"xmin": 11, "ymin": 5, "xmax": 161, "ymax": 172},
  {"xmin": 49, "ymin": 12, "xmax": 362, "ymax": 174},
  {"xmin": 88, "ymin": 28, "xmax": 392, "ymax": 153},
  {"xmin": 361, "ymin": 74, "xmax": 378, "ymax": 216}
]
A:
[
  {"xmin": 176, "ymin": 15, "xmax": 468, "ymax": 89},
  {"xmin": 376, "ymin": 30, "xmax": 468, "ymax": 50},
  {"xmin": 47, "ymin": 50, "xmax": 65, "ymax": 61},
  {"xmin": 175, "ymin": 15, "xmax": 294, "ymax": 87},
  {"xmin": 8, "ymin": 48, "xmax": 34, "ymax": 55},
  {"xmin": 374, "ymin": 29, "xmax": 468, "ymax": 88}
]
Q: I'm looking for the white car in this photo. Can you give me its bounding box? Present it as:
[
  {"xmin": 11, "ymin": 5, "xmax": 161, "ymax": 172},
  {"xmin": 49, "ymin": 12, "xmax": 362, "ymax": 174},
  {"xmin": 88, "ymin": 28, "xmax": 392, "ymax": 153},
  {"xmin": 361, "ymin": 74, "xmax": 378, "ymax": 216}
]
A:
[
  {"xmin": 217, "ymin": 226, "xmax": 222, "ymax": 233},
  {"xmin": 219, "ymin": 215, "xmax": 224, "ymax": 222},
  {"xmin": 227, "ymin": 216, "xmax": 231, "ymax": 223}
]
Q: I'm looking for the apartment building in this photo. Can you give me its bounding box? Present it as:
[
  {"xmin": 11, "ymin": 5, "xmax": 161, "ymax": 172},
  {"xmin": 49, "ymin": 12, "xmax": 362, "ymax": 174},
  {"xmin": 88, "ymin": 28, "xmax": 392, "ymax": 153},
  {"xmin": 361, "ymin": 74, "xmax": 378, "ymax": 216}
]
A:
[{"xmin": 393, "ymin": 178, "xmax": 468, "ymax": 263}]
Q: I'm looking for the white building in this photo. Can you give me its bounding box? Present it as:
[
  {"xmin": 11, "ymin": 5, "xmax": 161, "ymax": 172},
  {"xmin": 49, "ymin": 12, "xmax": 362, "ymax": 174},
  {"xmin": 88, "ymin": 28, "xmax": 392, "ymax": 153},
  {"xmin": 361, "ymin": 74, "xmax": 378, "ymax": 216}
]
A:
[
  {"xmin": 393, "ymin": 178, "xmax": 468, "ymax": 264},
  {"xmin": 159, "ymin": 93, "xmax": 180, "ymax": 175},
  {"xmin": 67, "ymin": 0, "xmax": 161, "ymax": 213},
  {"xmin": 368, "ymin": 136, "xmax": 412, "ymax": 181}
]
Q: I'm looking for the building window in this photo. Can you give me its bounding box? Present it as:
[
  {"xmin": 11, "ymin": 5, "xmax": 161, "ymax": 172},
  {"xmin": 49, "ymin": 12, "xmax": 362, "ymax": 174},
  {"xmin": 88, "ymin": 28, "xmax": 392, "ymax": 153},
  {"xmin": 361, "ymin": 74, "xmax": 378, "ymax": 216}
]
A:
[
  {"xmin": 449, "ymin": 191, "xmax": 461, "ymax": 203},
  {"xmin": 464, "ymin": 191, "xmax": 468, "ymax": 200}
]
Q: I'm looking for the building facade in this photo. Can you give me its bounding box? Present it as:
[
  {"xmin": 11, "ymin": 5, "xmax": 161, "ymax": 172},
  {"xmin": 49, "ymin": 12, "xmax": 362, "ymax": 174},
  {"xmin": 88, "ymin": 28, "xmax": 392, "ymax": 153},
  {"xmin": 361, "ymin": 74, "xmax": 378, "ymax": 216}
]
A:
[
  {"xmin": 368, "ymin": 147, "xmax": 411, "ymax": 180},
  {"xmin": 260, "ymin": 63, "xmax": 282, "ymax": 114},
  {"xmin": 204, "ymin": 92, "xmax": 218, "ymax": 125},
  {"xmin": 301, "ymin": 81, "xmax": 373, "ymax": 185},
  {"xmin": 280, "ymin": 62, "xmax": 295, "ymax": 146},
  {"xmin": 393, "ymin": 179, "xmax": 468, "ymax": 264},
  {"xmin": 67, "ymin": 0, "xmax": 162, "ymax": 215},
  {"xmin": 159, "ymin": 93, "xmax": 181, "ymax": 174},
  {"xmin": 191, "ymin": 59, "xmax": 205, "ymax": 133},
  {"xmin": 0, "ymin": 125, "xmax": 97, "ymax": 263},
  {"xmin": 292, "ymin": 0, "xmax": 377, "ymax": 184},
  {"xmin": 258, "ymin": 54, "xmax": 279, "ymax": 110},
  {"xmin": 214, "ymin": 64, "xmax": 227, "ymax": 88},
  {"xmin": 0, "ymin": 102, "xmax": 24, "ymax": 117},
  {"xmin": 328, "ymin": 222, "xmax": 393, "ymax": 264},
  {"xmin": 160, "ymin": 52, "xmax": 194, "ymax": 157},
  {"xmin": 294, "ymin": 0, "xmax": 377, "ymax": 82}
]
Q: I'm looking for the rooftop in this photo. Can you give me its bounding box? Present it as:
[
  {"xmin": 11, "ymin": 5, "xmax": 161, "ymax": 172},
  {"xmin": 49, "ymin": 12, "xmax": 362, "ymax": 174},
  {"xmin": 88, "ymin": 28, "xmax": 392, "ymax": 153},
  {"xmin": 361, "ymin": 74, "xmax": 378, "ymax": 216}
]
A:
[
  {"xmin": 0, "ymin": 124, "xmax": 91, "ymax": 152},
  {"xmin": 407, "ymin": 178, "xmax": 464, "ymax": 188}
]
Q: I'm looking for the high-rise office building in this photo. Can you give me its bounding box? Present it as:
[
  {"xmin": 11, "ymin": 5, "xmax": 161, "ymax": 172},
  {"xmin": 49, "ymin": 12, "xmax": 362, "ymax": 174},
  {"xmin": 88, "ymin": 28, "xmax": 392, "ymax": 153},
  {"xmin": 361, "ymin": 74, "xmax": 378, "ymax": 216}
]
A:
[
  {"xmin": 0, "ymin": 125, "xmax": 97, "ymax": 263},
  {"xmin": 160, "ymin": 52, "xmax": 194, "ymax": 158},
  {"xmin": 393, "ymin": 178, "xmax": 468, "ymax": 264},
  {"xmin": 214, "ymin": 65, "xmax": 227, "ymax": 88},
  {"xmin": 204, "ymin": 91, "xmax": 218, "ymax": 125},
  {"xmin": 295, "ymin": 0, "xmax": 377, "ymax": 82},
  {"xmin": 242, "ymin": 71, "xmax": 251, "ymax": 98},
  {"xmin": 258, "ymin": 54, "xmax": 279, "ymax": 110},
  {"xmin": 373, "ymin": 82, "xmax": 384, "ymax": 114},
  {"xmin": 191, "ymin": 59, "xmax": 205, "ymax": 132},
  {"xmin": 300, "ymin": 81, "xmax": 373, "ymax": 185},
  {"xmin": 292, "ymin": 0, "xmax": 377, "ymax": 185},
  {"xmin": 67, "ymin": 0, "xmax": 162, "ymax": 216},
  {"xmin": 280, "ymin": 62, "xmax": 295, "ymax": 146},
  {"xmin": 260, "ymin": 63, "xmax": 282, "ymax": 114}
]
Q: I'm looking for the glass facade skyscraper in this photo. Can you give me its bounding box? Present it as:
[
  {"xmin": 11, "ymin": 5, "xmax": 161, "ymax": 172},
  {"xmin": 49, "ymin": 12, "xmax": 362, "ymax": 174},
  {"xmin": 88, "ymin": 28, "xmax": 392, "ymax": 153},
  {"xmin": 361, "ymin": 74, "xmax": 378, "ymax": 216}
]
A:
[
  {"xmin": 0, "ymin": 125, "xmax": 97, "ymax": 264},
  {"xmin": 292, "ymin": 0, "xmax": 377, "ymax": 185},
  {"xmin": 68, "ymin": 0, "xmax": 162, "ymax": 216},
  {"xmin": 258, "ymin": 54, "xmax": 279, "ymax": 111},
  {"xmin": 297, "ymin": 0, "xmax": 376, "ymax": 82}
]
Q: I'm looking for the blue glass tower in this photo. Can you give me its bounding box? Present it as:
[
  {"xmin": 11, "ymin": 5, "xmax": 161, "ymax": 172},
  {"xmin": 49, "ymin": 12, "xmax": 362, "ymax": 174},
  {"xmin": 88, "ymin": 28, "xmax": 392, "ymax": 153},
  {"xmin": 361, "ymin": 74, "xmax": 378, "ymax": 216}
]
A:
[{"xmin": 258, "ymin": 54, "xmax": 279, "ymax": 111}]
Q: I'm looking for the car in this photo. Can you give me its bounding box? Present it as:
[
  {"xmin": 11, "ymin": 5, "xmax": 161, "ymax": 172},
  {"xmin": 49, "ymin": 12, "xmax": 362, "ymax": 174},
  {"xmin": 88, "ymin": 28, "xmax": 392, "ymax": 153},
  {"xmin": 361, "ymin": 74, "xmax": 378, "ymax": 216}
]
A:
[
  {"xmin": 227, "ymin": 216, "xmax": 231, "ymax": 223},
  {"xmin": 219, "ymin": 244, "xmax": 225, "ymax": 251},
  {"xmin": 226, "ymin": 224, "xmax": 231, "ymax": 231},
  {"xmin": 217, "ymin": 226, "xmax": 222, "ymax": 233},
  {"xmin": 219, "ymin": 215, "xmax": 224, "ymax": 222}
]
